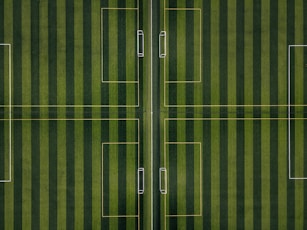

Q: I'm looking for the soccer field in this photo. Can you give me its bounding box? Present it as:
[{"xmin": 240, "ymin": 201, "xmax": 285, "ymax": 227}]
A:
[{"xmin": 0, "ymin": 0, "xmax": 307, "ymax": 229}]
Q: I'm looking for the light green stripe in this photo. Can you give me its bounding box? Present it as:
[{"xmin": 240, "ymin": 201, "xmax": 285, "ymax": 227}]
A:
[
  {"xmin": 277, "ymin": 0, "xmax": 287, "ymax": 111},
  {"xmin": 91, "ymin": 121, "xmax": 101, "ymax": 228},
  {"xmin": 40, "ymin": 120, "xmax": 49, "ymax": 230},
  {"xmin": 57, "ymin": 120, "xmax": 66, "ymax": 228},
  {"xmin": 228, "ymin": 120, "xmax": 237, "ymax": 229},
  {"xmin": 278, "ymin": 120, "xmax": 287, "ymax": 229},
  {"xmin": 244, "ymin": 0, "xmax": 253, "ymax": 110},
  {"xmin": 109, "ymin": 121, "xmax": 118, "ymax": 228},
  {"xmin": 22, "ymin": 121, "xmax": 31, "ymax": 228},
  {"xmin": 211, "ymin": 0, "xmax": 220, "ymax": 106},
  {"xmin": 75, "ymin": 121, "xmax": 84, "ymax": 227},
  {"xmin": 109, "ymin": 9, "xmax": 118, "ymax": 110},
  {"xmin": 126, "ymin": 9, "xmax": 136, "ymax": 106},
  {"xmin": 294, "ymin": 119, "xmax": 304, "ymax": 229},
  {"xmin": 22, "ymin": 0, "xmax": 31, "ymax": 108},
  {"xmin": 261, "ymin": 0, "xmax": 270, "ymax": 106},
  {"xmin": 261, "ymin": 120, "xmax": 270, "ymax": 229},
  {"xmin": 91, "ymin": 0, "xmax": 101, "ymax": 107},
  {"xmin": 244, "ymin": 120, "xmax": 253, "ymax": 229},
  {"xmin": 39, "ymin": 0, "xmax": 49, "ymax": 109},
  {"xmin": 75, "ymin": 0, "xmax": 84, "ymax": 106},
  {"xmin": 57, "ymin": 0, "xmax": 66, "ymax": 105},
  {"xmin": 228, "ymin": 0, "xmax": 237, "ymax": 106},
  {"xmin": 211, "ymin": 121, "xmax": 220, "ymax": 230},
  {"xmin": 177, "ymin": 11, "xmax": 186, "ymax": 82},
  {"xmin": 177, "ymin": 11, "xmax": 186, "ymax": 107}
]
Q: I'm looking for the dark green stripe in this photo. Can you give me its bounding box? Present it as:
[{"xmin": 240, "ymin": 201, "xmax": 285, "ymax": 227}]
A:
[
  {"xmin": 48, "ymin": 0, "xmax": 57, "ymax": 106},
  {"xmin": 13, "ymin": 0, "xmax": 22, "ymax": 229},
  {"xmin": 219, "ymin": 0, "xmax": 228, "ymax": 228},
  {"xmin": 84, "ymin": 121, "xmax": 92, "ymax": 228},
  {"xmin": 253, "ymin": 1, "xmax": 262, "ymax": 229},
  {"xmin": 236, "ymin": 0, "xmax": 244, "ymax": 107},
  {"xmin": 14, "ymin": 121, "xmax": 22, "ymax": 230},
  {"xmin": 66, "ymin": 0, "xmax": 74, "ymax": 105},
  {"xmin": 31, "ymin": 0, "xmax": 39, "ymax": 106},
  {"xmin": 31, "ymin": 120, "xmax": 40, "ymax": 230},
  {"xmin": 304, "ymin": 120, "xmax": 307, "ymax": 225},
  {"xmin": 118, "ymin": 144, "xmax": 126, "ymax": 226},
  {"xmin": 117, "ymin": 121, "xmax": 126, "ymax": 228},
  {"xmin": 118, "ymin": 10, "xmax": 126, "ymax": 106},
  {"xmin": 103, "ymin": 144, "xmax": 110, "ymax": 215},
  {"xmin": 269, "ymin": 1, "xmax": 279, "ymax": 229},
  {"xmin": 101, "ymin": 3, "xmax": 109, "ymax": 109},
  {"xmin": 202, "ymin": 0, "xmax": 211, "ymax": 111},
  {"xmin": 83, "ymin": 0, "xmax": 92, "ymax": 106},
  {"xmin": 253, "ymin": 120, "xmax": 261, "ymax": 230},
  {"xmin": 287, "ymin": 0, "xmax": 295, "ymax": 228},
  {"xmin": 49, "ymin": 121, "xmax": 57, "ymax": 230},
  {"xmin": 185, "ymin": 2, "xmax": 194, "ymax": 105},
  {"xmin": 66, "ymin": 121, "xmax": 75, "ymax": 230},
  {"xmin": 236, "ymin": 0, "xmax": 245, "ymax": 228},
  {"xmin": 169, "ymin": 145, "xmax": 177, "ymax": 229},
  {"xmin": 304, "ymin": 1, "xmax": 307, "ymax": 225},
  {"xmin": 185, "ymin": 121, "xmax": 194, "ymax": 228},
  {"xmin": 236, "ymin": 120, "xmax": 244, "ymax": 229}
]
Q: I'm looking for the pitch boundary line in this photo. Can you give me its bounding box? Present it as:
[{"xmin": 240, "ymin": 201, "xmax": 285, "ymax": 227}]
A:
[{"xmin": 101, "ymin": 7, "xmax": 140, "ymax": 107}]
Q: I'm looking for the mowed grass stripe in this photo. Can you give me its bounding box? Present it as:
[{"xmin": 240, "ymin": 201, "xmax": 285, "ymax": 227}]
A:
[
  {"xmin": 185, "ymin": 10, "xmax": 194, "ymax": 106},
  {"xmin": 194, "ymin": 120, "xmax": 202, "ymax": 228},
  {"xmin": 227, "ymin": 120, "xmax": 237, "ymax": 229},
  {"xmin": 39, "ymin": 121, "xmax": 49, "ymax": 228},
  {"xmin": 244, "ymin": 120, "xmax": 253, "ymax": 229},
  {"xmin": 287, "ymin": 0, "xmax": 295, "ymax": 228},
  {"xmin": 66, "ymin": 121, "xmax": 75, "ymax": 230},
  {"xmin": 14, "ymin": 121, "xmax": 22, "ymax": 230},
  {"xmin": 261, "ymin": 119, "xmax": 271, "ymax": 229},
  {"xmin": 66, "ymin": 0, "xmax": 74, "ymax": 106},
  {"xmin": 57, "ymin": 120, "xmax": 67, "ymax": 229},
  {"xmin": 211, "ymin": 120, "xmax": 220, "ymax": 229},
  {"xmin": 75, "ymin": 120, "xmax": 84, "ymax": 228},
  {"xmin": 13, "ymin": 0, "xmax": 22, "ymax": 228},
  {"xmin": 39, "ymin": 2, "xmax": 49, "ymax": 227},
  {"xmin": 269, "ymin": 1, "xmax": 279, "ymax": 228},
  {"xmin": 294, "ymin": 1, "xmax": 304, "ymax": 224},
  {"xmin": 83, "ymin": 0, "xmax": 92, "ymax": 106},
  {"xmin": 277, "ymin": 0, "xmax": 287, "ymax": 228},
  {"xmin": 261, "ymin": 1, "xmax": 271, "ymax": 229},
  {"xmin": 227, "ymin": 0, "xmax": 237, "ymax": 228},
  {"xmin": 219, "ymin": 0, "xmax": 228, "ymax": 228},
  {"xmin": 84, "ymin": 121, "xmax": 93, "ymax": 228},
  {"xmin": 49, "ymin": 121, "xmax": 57, "ymax": 230},
  {"xmin": 202, "ymin": 0, "xmax": 211, "ymax": 225},
  {"xmin": 31, "ymin": 1, "xmax": 40, "ymax": 226},
  {"xmin": 31, "ymin": 120, "xmax": 40, "ymax": 230}
]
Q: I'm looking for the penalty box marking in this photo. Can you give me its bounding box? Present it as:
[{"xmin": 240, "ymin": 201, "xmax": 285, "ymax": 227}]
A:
[
  {"xmin": 163, "ymin": 8, "xmax": 202, "ymax": 83},
  {"xmin": 0, "ymin": 44, "xmax": 12, "ymax": 183},
  {"xmin": 163, "ymin": 141, "xmax": 203, "ymax": 217}
]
